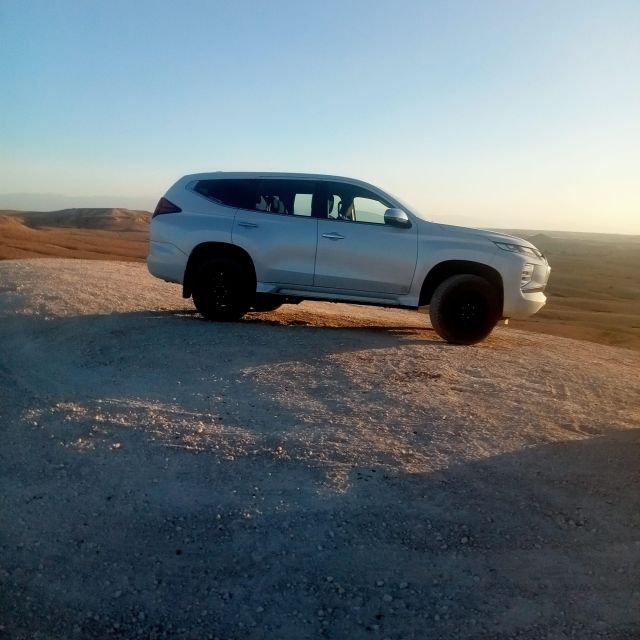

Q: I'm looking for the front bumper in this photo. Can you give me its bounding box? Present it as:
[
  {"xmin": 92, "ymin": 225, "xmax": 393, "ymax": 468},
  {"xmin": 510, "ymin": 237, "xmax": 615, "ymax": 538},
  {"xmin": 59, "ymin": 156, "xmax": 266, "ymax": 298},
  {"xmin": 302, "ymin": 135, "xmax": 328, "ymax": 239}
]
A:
[
  {"xmin": 503, "ymin": 289, "xmax": 547, "ymax": 319},
  {"xmin": 502, "ymin": 262, "xmax": 551, "ymax": 319}
]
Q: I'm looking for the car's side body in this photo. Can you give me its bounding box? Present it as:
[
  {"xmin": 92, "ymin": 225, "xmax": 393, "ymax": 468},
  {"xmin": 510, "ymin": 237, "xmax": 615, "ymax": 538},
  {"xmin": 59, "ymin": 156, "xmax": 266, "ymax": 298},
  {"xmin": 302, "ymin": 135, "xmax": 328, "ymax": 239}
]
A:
[{"xmin": 148, "ymin": 172, "xmax": 550, "ymax": 343}]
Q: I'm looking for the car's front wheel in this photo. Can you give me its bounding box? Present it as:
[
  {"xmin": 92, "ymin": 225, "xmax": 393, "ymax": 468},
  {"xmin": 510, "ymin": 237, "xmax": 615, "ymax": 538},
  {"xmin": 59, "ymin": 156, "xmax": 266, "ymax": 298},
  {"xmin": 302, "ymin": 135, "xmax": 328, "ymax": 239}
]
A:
[
  {"xmin": 429, "ymin": 274, "xmax": 501, "ymax": 344},
  {"xmin": 192, "ymin": 257, "xmax": 253, "ymax": 321}
]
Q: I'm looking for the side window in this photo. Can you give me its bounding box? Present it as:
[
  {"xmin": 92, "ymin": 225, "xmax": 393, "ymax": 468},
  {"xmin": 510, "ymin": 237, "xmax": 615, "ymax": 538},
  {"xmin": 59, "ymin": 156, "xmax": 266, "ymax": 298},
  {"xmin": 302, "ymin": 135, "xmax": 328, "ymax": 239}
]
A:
[
  {"xmin": 193, "ymin": 179, "xmax": 258, "ymax": 210},
  {"xmin": 326, "ymin": 183, "xmax": 392, "ymax": 225},
  {"xmin": 352, "ymin": 197, "xmax": 388, "ymax": 225},
  {"xmin": 293, "ymin": 193, "xmax": 313, "ymax": 217},
  {"xmin": 256, "ymin": 180, "xmax": 316, "ymax": 217}
]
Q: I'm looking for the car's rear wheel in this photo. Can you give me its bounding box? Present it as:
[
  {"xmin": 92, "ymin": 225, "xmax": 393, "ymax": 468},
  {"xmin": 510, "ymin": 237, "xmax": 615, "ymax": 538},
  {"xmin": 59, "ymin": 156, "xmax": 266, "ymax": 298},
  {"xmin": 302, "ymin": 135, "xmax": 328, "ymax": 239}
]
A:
[
  {"xmin": 429, "ymin": 274, "xmax": 501, "ymax": 344},
  {"xmin": 192, "ymin": 257, "xmax": 253, "ymax": 321}
]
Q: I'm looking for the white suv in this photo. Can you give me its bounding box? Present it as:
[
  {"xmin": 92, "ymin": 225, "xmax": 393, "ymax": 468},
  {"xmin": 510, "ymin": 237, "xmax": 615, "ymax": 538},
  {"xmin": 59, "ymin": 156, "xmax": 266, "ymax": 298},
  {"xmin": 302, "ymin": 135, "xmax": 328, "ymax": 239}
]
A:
[{"xmin": 148, "ymin": 172, "xmax": 550, "ymax": 344}]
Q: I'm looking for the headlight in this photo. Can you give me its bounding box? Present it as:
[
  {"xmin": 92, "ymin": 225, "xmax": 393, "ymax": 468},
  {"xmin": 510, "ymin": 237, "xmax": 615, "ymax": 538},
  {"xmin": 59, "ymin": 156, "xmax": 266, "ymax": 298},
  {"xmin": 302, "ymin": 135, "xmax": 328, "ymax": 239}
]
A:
[
  {"xmin": 521, "ymin": 263, "xmax": 551, "ymax": 292},
  {"xmin": 494, "ymin": 241, "xmax": 543, "ymax": 259},
  {"xmin": 521, "ymin": 263, "xmax": 534, "ymax": 287}
]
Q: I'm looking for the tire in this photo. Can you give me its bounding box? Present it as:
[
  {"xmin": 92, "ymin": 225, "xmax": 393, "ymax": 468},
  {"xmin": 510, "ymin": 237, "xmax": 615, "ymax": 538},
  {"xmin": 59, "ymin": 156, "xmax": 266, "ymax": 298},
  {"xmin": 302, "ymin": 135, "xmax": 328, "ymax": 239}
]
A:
[
  {"xmin": 429, "ymin": 274, "xmax": 500, "ymax": 345},
  {"xmin": 191, "ymin": 257, "xmax": 253, "ymax": 321},
  {"xmin": 251, "ymin": 294, "xmax": 283, "ymax": 313}
]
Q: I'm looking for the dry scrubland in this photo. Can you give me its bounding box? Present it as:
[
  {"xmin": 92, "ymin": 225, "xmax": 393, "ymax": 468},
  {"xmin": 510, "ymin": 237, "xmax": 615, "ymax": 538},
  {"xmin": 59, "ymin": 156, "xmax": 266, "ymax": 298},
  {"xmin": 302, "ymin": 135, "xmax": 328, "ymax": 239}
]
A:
[
  {"xmin": 509, "ymin": 231, "xmax": 640, "ymax": 351},
  {"xmin": 0, "ymin": 208, "xmax": 638, "ymax": 350}
]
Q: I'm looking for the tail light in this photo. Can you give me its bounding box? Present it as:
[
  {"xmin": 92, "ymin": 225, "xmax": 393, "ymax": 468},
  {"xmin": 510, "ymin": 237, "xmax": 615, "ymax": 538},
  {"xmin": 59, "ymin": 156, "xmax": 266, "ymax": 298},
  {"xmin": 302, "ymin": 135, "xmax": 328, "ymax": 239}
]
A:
[{"xmin": 152, "ymin": 198, "xmax": 182, "ymax": 218}]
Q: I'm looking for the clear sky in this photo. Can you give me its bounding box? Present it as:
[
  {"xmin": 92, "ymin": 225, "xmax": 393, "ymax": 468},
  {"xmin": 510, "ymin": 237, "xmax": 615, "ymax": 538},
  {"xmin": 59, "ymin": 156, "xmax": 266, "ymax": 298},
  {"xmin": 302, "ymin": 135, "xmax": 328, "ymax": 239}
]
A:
[{"xmin": 1, "ymin": 0, "xmax": 638, "ymax": 233}]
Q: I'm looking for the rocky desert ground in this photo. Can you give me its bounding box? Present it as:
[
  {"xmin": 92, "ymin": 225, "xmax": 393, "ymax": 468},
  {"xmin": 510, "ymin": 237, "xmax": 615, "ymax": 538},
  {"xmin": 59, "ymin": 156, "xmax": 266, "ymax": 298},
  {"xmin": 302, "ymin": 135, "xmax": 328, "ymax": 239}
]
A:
[{"xmin": 1, "ymin": 258, "xmax": 639, "ymax": 640}]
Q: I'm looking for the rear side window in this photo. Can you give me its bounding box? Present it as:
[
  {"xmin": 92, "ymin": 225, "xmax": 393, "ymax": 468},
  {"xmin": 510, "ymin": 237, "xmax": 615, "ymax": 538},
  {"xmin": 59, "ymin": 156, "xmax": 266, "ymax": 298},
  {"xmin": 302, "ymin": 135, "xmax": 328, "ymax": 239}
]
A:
[
  {"xmin": 255, "ymin": 180, "xmax": 317, "ymax": 217},
  {"xmin": 193, "ymin": 179, "xmax": 259, "ymax": 210},
  {"xmin": 193, "ymin": 178, "xmax": 319, "ymax": 216}
]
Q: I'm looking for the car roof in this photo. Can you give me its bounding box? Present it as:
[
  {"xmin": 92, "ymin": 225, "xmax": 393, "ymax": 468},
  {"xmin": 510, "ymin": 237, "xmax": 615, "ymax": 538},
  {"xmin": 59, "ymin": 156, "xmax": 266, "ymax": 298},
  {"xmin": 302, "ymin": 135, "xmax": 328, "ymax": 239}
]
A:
[{"xmin": 180, "ymin": 172, "xmax": 381, "ymax": 190}]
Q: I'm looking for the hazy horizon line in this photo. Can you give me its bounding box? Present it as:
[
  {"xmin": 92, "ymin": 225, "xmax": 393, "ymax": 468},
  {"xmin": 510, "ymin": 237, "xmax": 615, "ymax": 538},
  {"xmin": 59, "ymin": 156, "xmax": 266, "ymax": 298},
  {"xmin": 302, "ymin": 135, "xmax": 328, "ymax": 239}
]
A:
[{"xmin": 1, "ymin": 201, "xmax": 638, "ymax": 238}]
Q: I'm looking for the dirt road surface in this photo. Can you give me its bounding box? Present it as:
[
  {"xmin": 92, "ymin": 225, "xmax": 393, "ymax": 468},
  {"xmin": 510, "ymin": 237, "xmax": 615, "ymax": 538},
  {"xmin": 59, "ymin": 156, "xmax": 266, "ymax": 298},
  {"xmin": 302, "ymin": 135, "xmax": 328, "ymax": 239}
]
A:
[{"xmin": 1, "ymin": 259, "xmax": 639, "ymax": 639}]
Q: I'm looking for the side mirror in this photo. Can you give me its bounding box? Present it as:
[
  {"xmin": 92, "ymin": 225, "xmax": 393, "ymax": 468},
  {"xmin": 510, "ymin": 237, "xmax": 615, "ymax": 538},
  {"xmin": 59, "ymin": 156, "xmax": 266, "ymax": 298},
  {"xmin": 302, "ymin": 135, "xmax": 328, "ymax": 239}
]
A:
[{"xmin": 384, "ymin": 208, "xmax": 411, "ymax": 228}]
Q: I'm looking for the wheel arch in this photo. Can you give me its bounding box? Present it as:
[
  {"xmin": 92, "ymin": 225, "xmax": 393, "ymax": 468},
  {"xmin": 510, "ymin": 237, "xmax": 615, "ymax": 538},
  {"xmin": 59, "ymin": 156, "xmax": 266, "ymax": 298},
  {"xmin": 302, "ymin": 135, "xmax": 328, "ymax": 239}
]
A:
[
  {"xmin": 182, "ymin": 242, "xmax": 256, "ymax": 298},
  {"xmin": 420, "ymin": 260, "xmax": 504, "ymax": 312}
]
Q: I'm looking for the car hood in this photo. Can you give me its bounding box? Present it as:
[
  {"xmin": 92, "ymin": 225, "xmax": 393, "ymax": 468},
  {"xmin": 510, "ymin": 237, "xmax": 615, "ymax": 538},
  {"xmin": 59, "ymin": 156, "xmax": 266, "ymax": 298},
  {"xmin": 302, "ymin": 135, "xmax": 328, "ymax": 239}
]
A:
[{"xmin": 429, "ymin": 222, "xmax": 539, "ymax": 250}]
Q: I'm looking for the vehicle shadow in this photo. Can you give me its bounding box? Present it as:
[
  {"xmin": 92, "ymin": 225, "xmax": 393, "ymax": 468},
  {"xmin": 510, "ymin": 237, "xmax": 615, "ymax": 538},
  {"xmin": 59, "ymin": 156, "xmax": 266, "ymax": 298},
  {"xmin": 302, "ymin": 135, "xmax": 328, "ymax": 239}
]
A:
[{"xmin": 137, "ymin": 306, "xmax": 439, "ymax": 339}]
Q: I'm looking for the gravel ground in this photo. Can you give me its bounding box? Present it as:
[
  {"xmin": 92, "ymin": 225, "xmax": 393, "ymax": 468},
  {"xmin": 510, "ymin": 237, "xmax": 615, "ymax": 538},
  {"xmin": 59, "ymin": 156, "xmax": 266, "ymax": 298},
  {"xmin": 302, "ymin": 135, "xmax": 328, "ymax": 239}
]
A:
[{"xmin": 1, "ymin": 259, "xmax": 639, "ymax": 640}]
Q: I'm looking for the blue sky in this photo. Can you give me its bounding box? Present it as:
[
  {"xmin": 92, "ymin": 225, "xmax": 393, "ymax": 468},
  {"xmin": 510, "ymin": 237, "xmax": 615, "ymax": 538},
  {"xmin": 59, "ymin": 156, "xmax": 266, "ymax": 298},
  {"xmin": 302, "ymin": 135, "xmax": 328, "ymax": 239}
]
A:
[{"xmin": 1, "ymin": 0, "xmax": 638, "ymax": 233}]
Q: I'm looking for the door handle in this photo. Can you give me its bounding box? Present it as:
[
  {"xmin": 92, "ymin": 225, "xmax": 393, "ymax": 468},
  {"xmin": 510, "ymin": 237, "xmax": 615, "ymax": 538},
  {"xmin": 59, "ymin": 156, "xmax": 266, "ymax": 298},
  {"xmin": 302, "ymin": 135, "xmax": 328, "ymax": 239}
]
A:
[
  {"xmin": 238, "ymin": 221, "xmax": 258, "ymax": 228},
  {"xmin": 321, "ymin": 232, "xmax": 345, "ymax": 240}
]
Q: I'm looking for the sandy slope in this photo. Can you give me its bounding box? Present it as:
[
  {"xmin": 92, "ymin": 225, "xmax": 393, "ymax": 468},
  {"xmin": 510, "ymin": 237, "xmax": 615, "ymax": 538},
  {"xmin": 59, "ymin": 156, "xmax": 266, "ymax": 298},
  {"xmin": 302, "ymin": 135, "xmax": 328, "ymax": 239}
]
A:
[
  {"xmin": 0, "ymin": 208, "xmax": 150, "ymax": 231},
  {"xmin": 1, "ymin": 259, "xmax": 639, "ymax": 639},
  {"xmin": 0, "ymin": 210, "xmax": 148, "ymax": 262}
]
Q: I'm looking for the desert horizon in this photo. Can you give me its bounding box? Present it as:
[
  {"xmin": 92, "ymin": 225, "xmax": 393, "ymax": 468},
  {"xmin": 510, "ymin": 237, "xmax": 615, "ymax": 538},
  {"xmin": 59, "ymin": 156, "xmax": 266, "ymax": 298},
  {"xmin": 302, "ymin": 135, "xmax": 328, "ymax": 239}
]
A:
[{"xmin": 1, "ymin": 207, "xmax": 638, "ymax": 351}]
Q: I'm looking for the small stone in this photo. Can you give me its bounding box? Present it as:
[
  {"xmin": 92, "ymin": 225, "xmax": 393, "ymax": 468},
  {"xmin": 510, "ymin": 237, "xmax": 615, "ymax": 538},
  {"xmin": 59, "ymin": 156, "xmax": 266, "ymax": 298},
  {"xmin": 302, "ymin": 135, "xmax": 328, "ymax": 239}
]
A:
[
  {"xmin": 461, "ymin": 536, "xmax": 469, "ymax": 544},
  {"xmin": 399, "ymin": 581, "xmax": 408, "ymax": 589},
  {"xmin": 382, "ymin": 594, "xmax": 393, "ymax": 603},
  {"xmin": 376, "ymin": 580, "xmax": 385, "ymax": 587}
]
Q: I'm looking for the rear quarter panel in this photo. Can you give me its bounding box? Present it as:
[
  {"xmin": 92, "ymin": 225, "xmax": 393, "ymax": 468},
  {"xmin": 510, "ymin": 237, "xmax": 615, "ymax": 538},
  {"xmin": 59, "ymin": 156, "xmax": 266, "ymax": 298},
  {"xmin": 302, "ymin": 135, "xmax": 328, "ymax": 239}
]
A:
[{"xmin": 150, "ymin": 186, "xmax": 236, "ymax": 256}]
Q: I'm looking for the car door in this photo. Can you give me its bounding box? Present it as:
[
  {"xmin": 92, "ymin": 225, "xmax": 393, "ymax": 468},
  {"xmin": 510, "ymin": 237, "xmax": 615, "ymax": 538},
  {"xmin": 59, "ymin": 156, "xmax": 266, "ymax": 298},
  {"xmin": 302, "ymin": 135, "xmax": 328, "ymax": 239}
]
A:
[
  {"xmin": 232, "ymin": 179, "xmax": 319, "ymax": 286},
  {"xmin": 314, "ymin": 182, "xmax": 418, "ymax": 294}
]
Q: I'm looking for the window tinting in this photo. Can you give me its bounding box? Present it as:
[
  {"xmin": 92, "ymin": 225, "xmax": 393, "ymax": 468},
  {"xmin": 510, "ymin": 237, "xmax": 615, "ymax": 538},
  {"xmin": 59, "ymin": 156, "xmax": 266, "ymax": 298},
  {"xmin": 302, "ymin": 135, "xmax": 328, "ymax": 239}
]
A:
[
  {"xmin": 194, "ymin": 178, "xmax": 318, "ymax": 215},
  {"xmin": 193, "ymin": 179, "xmax": 259, "ymax": 209},
  {"xmin": 256, "ymin": 180, "xmax": 317, "ymax": 216}
]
